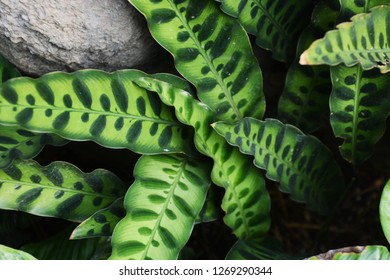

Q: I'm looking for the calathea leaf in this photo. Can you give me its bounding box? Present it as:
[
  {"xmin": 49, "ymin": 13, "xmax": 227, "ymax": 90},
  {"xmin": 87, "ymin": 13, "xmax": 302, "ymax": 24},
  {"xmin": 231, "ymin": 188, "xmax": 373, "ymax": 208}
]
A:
[
  {"xmin": 0, "ymin": 159, "xmax": 127, "ymax": 222},
  {"xmin": 329, "ymin": 0, "xmax": 390, "ymax": 166},
  {"xmin": 0, "ymin": 69, "xmax": 193, "ymax": 155},
  {"xmin": 216, "ymin": 0, "xmax": 313, "ymax": 62},
  {"xmin": 195, "ymin": 184, "xmax": 222, "ymax": 224},
  {"xmin": 128, "ymin": 0, "xmax": 265, "ymax": 121},
  {"xmin": 278, "ymin": 1, "xmax": 338, "ymax": 133},
  {"xmin": 134, "ymin": 75, "xmax": 270, "ymax": 241},
  {"xmin": 22, "ymin": 226, "xmax": 111, "ymax": 260},
  {"xmin": 308, "ymin": 246, "xmax": 390, "ymax": 260},
  {"xmin": 213, "ymin": 118, "xmax": 345, "ymax": 214},
  {"xmin": 0, "ymin": 244, "xmax": 36, "ymax": 260},
  {"xmin": 330, "ymin": 65, "xmax": 390, "ymax": 165},
  {"xmin": 380, "ymin": 179, "xmax": 390, "ymax": 245},
  {"xmin": 110, "ymin": 154, "xmax": 211, "ymax": 260},
  {"xmin": 300, "ymin": 5, "xmax": 390, "ymax": 73},
  {"xmin": 70, "ymin": 198, "xmax": 125, "ymax": 240},
  {"xmin": 0, "ymin": 125, "xmax": 68, "ymax": 169}
]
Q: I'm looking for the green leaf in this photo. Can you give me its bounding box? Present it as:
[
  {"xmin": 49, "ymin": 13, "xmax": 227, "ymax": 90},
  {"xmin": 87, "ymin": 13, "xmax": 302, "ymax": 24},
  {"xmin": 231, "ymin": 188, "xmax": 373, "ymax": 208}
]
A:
[
  {"xmin": 217, "ymin": 0, "xmax": 313, "ymax": 62},
  {"xmin": 329, "ymin": 0, "xmax": 390, "ymax": 165},
  {"xmin": 0, "ymin": 69, "xmax": 193, "ymax": 155},
  {"xmin": 300, "ymin": 5, "xmax": 390, "ymax": 73},
  {"xmin": 330, "ymin": 66, "xmax": 390, "ymax": 165},
  {"xmin": 308, "ymin": 246, "xmax": 390, "ymax": 260},
  {"xmin": 22, "ymin": 226, "xmax": 110, "ymax": 260},
  {"xmin": 195, "ymin": 185, "xmax": 222, "ymax": 224},
  {"xmin": 110, "ymin": 154, "xmax": 211, "ymax": 260},
  {"xmin": 135, "ymin": 75, "xmax": 270, "ymax": 241},
  {"xmin": 278, "ymin": 1, "xmax": 338, "ymax": 133},
  {"xmin": 380, "ymin": 179, "xmax": 390, "ymax": 245},
  {"xmin": 70, "ymin": 198, "xmax": 125, "ymax": 239},
  {"xmin": 213, "ymin": 118, "xmax": 345, "ymax": 214},
  {"xmin": 0, "ymin": 159, "xmax": 127, "ymax": 222},
  {"xmin": 128, "ymin": 0, "xmax": 265, "ymax": 121},
  {"xmin": 0, "ymin": 125, "xmax": 68, "ymax": 169},
  {"xmin": 0, "ymin": 55, "xmax": 20, "ymax": 83},
  {"xmin": 226, "ymin": 237, "xmax": 295, "ymax": 260},
  {"xmin": 0, "ymin": 244, "xmax": 36, "ymax": 260}
]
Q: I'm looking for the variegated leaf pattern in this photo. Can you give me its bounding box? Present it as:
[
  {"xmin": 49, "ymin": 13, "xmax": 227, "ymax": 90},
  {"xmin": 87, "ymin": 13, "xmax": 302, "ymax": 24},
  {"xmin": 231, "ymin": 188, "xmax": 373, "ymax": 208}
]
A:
[
  {"xmin": 213, "ymin": 118, "xmax": 345, "ymax": 214},
  {"xmin": 0, "ymin": 125, "xmax": 68, "ymax": 169},
  {"xmin": 0, "ymin": 159, "xmax": 127, "ymax": 222},
  {"xmin": 216, "ymin": 0, "xmax": 313, "ymax": 61},
  {"xmin": 380, "ymin": 179, "xmax": 390, "ymax": 245},
  {"xmin": 278, "ymin": 1, "xmax": 338, "ymax": 133},
  {"xmin": 22, "ymin": 226, "xmax": 110, "ymax": 260},
  {"xmin": 330, "ymin": 66, "xmax": 390, "ymax": 165},
  {"xmin": 0, "ymin": 244, "xmax": 36, "ymax": 260},
  {"xmin": 135, "ymin": 75, "xmax": 270, "ymax": 240},
  {"xmin": 226, "ymin": 238, "xmax": 294, "ymax": 260},
  {"xmin": 0, "ymin": 70, "xmax": 193, "ymax": 155},
  {"xmin": 70, "ymin": 198, "xmax": 125, "ymax": 239},
  {"xmin": 308, "ymin": 246, "xmax": 390, "ymax": 260},
  {"xmin": 329, "ymin": 0, "xmax": 390, "ymax": 165},
  {"xmin": 128, "ymin": 0, "xmax": 265, "ymax": 121},
  {"xmin": 110, "ymin": 154, "xmax": 211, "ymax": 260},
  {"xmin": 300, "ymin": 5, "xmax": 390, "ymax": 73},
  {"xmin": 0, "ymin": 55, "xmax": 20, "ymax": 83}
]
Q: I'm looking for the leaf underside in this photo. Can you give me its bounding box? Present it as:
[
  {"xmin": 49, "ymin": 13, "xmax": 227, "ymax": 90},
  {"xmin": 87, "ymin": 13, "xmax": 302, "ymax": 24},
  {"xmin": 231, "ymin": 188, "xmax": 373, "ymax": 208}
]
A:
[
  {"xmin": 0, "ymin": 244, "xmax": 36, "ymax": 260},
  {"xmin": 0, "ymin": 159, "xmax": 127, "ymax": 222},
  {"xmin": 300, "ymin": 5, "xmax": 390, "ymax": 73},
  {"xmin": 0, "ymin": 69, "xmax": 193, "ymax": 155},
  {"xmin": 128, "ymin": 0, "xmax": 265, "ymax": 121},
  {"xmin": 110, "ymin": 154, "xmax": 211, "ymax": 260},
  {"xmin": 213, "ymin": 118, "xmax": 345, "ymax": 214},
  {"xmin": 135, "ymin": 75, "xmax": 271, "ymax": 241},
  {"xmin": 308, "ymin": 246, "xmax": 390, "ymax": 260},
  {"xmin": 217, "ymin": 0, "xmax": 313, "ymax": 62}
]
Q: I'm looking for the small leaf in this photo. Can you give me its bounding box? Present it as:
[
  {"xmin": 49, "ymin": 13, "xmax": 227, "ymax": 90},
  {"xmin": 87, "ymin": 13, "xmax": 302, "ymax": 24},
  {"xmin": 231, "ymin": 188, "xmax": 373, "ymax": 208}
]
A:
[
  {"xmin": 135, "ymin": 75, "xmax": 270, "ymax": 241},
  {"xmin": 0, "ymin": 125, "xmax": 68, "ymax": 169},
  {"xmin": 0, "ymin": 159, "xmax": 127, "ymax": 222},
  {"xmin": 213, "ymin": 118, "xmax": 345, "ymax": 214},
  {"xmin": 195, "ymin": 185, "xmax": 222, "ymax": 224},
  {"xmin": 0, "ymin": 69, "xmax": 193, "ymax": 155},
  {"xmin": 217, "ymin": 0, "xmax": 313, "ymax": 61},
  {"xmin": 300, "ymin": 5, "xmax": 390, "ymax": 73},
  {"xmin": 128, "ymin": 0, "xmax": 265, "ymax": 121},
  {"xmin": 110, "ymin": 154, "xmax": 211, "ymax": 260},
  {"xmin": 308, "ymin": 246, "xmax": 390, "ymax": 260},
  {"xmin": 70, "ymin": 198, "xmax": 125, "ymax": 239},
  {"xmin": 380, "ymin": 179, "xmax": 390, "ymax": 245},
  {"xmin": 0, "ymin": 244, "xmax": 36, "ymax": 260}
]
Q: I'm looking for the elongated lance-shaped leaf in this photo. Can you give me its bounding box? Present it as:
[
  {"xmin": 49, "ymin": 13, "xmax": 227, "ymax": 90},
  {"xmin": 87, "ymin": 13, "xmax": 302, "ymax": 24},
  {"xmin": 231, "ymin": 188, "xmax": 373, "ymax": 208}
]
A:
[
  {"xmin": 216, "ymin": 0, "xmax": 313, "ymax": 62},
  {"xmin": 70, "ymin": 198, "xmax": 125, "ymax": 240},
  {"xmin": 0, "ymin": 244, "xmax": 36, "ymax": 260},
  {"xmin": 380, "ymin": 179, "xmax": 390, "ymax": 245},
  {"xmin": 0, "ymin": 125, "xmax": 68, "ymax": 169},
  {"xmin": 329, "ymin": 0, "xmax": 390, "ymax": 165},
  {"xmin": 110, "ymin": 154, "xmax": 211, "ymax": 260},
  {"xmin": 0, "ymin": 159, "xmax": 127, "ymax": 222},
  {"xmin": 213, "ymin": 118, "xmax": 345, "ymax": 214},
  {"xmin": 128, "ymin": 0, "xmax": 264, "ymax": 121},
  {"xmin": 0, "ymin": 55, "xmax": 20, "ymax": 83},
  {"xmin": 0, "ymin": 69, "xmax": 193, "ymax": 155},
  {"xmin": 300, "ymin": 5, "xmax": 390, "ymax": 73},
  {"xmin": 135, "ymin": 75, "xmax": 270, "ymax": 241},
  {"xmin": 330, "ymin": 66, "xmax": 390, "ymax": 165},
  {"xmin": 22, "ymin": 226, "xmax": 111, "ymax": 260},
  {"xmin": 226, "ymin": 237, "xmax": 295, "ymax": 260},
  {"xmin": 308, "ymin": 246, "xmax": 390, "ymax": 260},
  {"xmin": 278, "ymin": 1, "xmax": 338, "ymax": 133}
]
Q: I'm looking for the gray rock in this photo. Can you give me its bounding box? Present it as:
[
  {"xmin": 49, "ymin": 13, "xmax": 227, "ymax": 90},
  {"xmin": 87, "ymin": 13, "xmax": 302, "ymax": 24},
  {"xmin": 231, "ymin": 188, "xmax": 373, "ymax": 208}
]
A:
[{"xmin": 0, "ymin": 0, "xmax": 161, "ymax": 76}]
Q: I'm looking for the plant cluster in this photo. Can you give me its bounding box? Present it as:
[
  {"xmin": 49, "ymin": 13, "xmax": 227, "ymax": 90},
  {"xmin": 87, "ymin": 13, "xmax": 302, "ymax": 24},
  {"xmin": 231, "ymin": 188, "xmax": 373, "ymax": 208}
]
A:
[{"xmin": 0, "ymin": 0, "xmax": 390, "ymax": 260}]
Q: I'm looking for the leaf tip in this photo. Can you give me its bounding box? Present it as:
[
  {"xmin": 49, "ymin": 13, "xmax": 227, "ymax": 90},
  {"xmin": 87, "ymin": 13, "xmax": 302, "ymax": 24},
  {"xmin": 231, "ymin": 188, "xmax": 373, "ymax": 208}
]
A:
[{"xmin": 299, "ymin": 51, "xmax": 310, "ymax": 65}]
